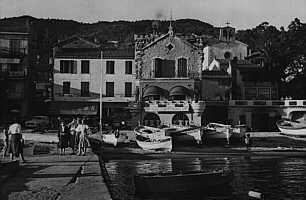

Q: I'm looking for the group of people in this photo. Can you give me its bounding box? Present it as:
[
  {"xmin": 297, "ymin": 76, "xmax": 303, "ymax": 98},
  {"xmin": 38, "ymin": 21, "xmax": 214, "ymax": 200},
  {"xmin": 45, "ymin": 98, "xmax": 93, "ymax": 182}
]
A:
[
  {"xmin": 2, "ymin": 119, "xmax": 26, "ymax": 162},
  {"xmin": 58, "ymin": 117, "xmax": 90, "ymax": 156}
]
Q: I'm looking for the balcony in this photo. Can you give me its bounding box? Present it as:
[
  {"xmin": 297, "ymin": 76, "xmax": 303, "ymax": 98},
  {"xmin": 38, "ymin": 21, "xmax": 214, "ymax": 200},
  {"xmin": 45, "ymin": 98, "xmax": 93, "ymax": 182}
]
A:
[
  {"xmin": 7, "ymin": 92, "xmax": 24, "ymax": 99},
  {"xmin": 144, "ymin": 100, "xmax": 205, "ymax": 113},
  {"xmin": 0, "ymin": 47, "xmax": 27, "ymax": 58},
  {"xmin": 229, "ymin": 100, "xmax": 306, "ymax": 107}
]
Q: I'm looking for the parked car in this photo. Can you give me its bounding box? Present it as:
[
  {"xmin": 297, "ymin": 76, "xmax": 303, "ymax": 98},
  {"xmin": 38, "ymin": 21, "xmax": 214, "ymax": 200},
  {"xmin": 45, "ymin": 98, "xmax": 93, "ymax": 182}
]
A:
[{"xmin": 25, "ymin": 116, "xmax": 50, "ymax": 131}]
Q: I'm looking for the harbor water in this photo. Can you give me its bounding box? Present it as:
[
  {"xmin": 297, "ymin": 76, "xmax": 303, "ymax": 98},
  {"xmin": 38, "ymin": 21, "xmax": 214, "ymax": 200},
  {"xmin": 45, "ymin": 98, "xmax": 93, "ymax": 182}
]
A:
[{"xmin": 103, "ymin": 156, "xmax": 306, "ymax": 200}]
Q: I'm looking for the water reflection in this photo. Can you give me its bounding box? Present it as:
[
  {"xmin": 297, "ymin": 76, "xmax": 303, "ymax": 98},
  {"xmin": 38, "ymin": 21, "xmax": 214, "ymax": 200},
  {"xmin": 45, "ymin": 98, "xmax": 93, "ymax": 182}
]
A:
[{"xmin": 104, "ymin": 156, "xmax": 306, "ymax": 200}]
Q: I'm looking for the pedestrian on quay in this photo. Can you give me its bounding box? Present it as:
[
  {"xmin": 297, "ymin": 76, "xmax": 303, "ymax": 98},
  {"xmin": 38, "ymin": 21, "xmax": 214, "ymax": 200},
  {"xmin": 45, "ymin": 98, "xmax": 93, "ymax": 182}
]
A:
[
  {"xmin": 1, "ymin": 123, "xmax": 9, "ymax": 158},
  {"xmin": 76, "ymin": 119, "xmax": 90, "ymax": 156},
  {"xmin": 68, "ymin": 118, "xmax": 78, "ymax": 154},
  {"xmin": 245, "ymin": 133, "xmax": 251, "ymax": 151},
  {"xmin": 58, "ymin": 121, "xmax": 69, "ymax": 155},
  {"xmin": 8, "ymin": 118, "xmax": 26, "ymax": 162}
]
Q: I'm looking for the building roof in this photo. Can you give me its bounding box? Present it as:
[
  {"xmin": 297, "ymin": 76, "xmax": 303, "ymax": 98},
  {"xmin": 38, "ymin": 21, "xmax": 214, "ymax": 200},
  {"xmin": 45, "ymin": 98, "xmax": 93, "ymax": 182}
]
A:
[{"xmin": 102, "ymin": 48, "xmax": 135, "ymax": 59}]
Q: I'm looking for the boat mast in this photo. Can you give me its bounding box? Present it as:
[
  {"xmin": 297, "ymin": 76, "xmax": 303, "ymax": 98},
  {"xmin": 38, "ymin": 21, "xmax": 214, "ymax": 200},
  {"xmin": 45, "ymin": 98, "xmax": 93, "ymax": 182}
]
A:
[{"xmin": 100, "ymin": 50, "xmax": 103, "ymax": 131}]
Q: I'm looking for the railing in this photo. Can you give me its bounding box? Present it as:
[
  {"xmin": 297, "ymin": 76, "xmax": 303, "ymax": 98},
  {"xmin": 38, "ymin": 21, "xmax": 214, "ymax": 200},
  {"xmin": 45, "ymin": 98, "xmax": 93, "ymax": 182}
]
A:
[
  {"xmin": 8, "ymin": 70, "xmax": 27, "ymax": 78},
  {"xmin": 229, "ymin": 100, "xmax": 306, "ymax": 107},
  {"xmin": 144, "ymin": 100, "xmax": 205, "ymax": 112}
]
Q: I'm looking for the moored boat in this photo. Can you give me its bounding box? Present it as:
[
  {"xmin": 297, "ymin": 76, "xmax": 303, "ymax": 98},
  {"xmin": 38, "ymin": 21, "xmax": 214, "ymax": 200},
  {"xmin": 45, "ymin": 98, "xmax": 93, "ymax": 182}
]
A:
[
  {"xmin": 102, "ymin": 132, "xmax": 118, "ymax": 147},
  {"xmin": 135, "ymin": 134, "xmax": 172, "ymax": 152},
  {"xmin": 203, "ymin": 123, "xmax": 232, "ymax": 143},
  {"xmin": 166, "ymin": 125, "xmax": 203, "ymax": 144},
  {"xmin": 134, "ymin": 168, "xmax": 233, "ymax": 195},
  {"xmin": 276, "ymin": 119, "xmax": 306, "ymax": 137},
  {"xmin": 134, "ymin": 126, "xmax": 166, "ymax": 139}
]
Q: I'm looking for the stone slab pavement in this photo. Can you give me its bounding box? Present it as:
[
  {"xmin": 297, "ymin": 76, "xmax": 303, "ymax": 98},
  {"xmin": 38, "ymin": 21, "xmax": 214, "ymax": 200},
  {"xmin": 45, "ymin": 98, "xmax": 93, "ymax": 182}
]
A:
[{"xmin": 0, "ymin": 151, "xmax": 112, "ymax": 200}]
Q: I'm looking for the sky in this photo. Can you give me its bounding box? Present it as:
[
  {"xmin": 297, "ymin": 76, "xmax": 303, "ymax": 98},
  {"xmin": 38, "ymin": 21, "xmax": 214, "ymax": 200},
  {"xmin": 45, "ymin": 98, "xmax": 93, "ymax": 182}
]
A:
[{"xmin": 0, "ymin": 0, "xmax": 306, "ymax": 30}]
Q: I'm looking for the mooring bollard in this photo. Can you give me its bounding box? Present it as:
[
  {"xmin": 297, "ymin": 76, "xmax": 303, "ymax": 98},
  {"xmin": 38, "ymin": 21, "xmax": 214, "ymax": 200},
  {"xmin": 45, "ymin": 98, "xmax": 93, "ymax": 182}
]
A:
[{"xmin": 248, "ymin": 191, "xmax": 264, "ymax": 199}]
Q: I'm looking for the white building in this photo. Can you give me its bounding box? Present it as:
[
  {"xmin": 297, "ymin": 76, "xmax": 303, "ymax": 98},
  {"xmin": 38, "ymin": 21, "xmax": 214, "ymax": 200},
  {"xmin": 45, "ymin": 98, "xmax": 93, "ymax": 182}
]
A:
[{"xmin": 52, "ymin": 36, "xmax": 136, "ymax": 125}]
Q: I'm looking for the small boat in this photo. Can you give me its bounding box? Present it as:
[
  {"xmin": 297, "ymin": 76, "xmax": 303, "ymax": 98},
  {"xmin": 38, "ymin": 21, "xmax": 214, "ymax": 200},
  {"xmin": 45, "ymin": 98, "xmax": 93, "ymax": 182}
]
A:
[
  {"xmin": 135, "ymin": 134, "xmax": 172, "ymax": 152},
  {"xmin": 134, "ymin": 169, "xmax": 233, "ymax": 195},
  {"xmin": 134, "ymin": 126, "xmax": 166, "ymax": 139},
  {"xmin": 276, "ymin": 119, "xmax": 306, "ymax": 137},
  {"xmin": 203, "ymin": 123, "xmax": 232, "ymax": 141},
  {"xmin": 102, "ymin": 131, "xmax": 118, "ymax": 147},
  {"xmin": 231, "ymin": 124, "xmax": 247, "ymax": 139},
  {"xmin": 166, "ymin": 125, "xmax": 203, "ymax": 144}
]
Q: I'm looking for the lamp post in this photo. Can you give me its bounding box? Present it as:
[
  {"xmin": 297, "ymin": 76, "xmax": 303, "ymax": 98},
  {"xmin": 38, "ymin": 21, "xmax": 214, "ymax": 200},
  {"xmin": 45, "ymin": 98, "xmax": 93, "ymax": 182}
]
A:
[{"xmin": 99, "ymin": 51, "xmax": 103, "ymax": 132}]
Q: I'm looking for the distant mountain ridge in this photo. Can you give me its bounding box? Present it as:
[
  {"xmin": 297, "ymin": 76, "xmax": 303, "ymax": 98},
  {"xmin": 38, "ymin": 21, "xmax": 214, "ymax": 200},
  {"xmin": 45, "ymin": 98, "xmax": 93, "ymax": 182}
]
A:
[{"xmin": 0, "ymin": 15, "xmax": 219, "ymax": 46}]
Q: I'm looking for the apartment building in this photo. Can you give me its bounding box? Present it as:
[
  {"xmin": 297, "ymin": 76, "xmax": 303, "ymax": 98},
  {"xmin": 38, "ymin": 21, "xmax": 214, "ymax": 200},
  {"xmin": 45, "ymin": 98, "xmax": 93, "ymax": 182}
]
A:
[
  {"xmin": 52, "ymin": 36, "xmax": 136, "ymax": 125},
  {"xmin": 0, "ymin": 30, "xmax": 31, "ymax": 122}
]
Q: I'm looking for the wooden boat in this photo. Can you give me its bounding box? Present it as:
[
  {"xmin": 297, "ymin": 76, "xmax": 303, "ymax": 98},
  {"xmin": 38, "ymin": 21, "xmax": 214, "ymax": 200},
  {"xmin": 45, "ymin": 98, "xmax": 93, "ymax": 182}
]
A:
[
  {"xmin": 276, "ymin": 119, "xmax": 306, "ymax": 137},
  {"xmin": 134, "ymin": 126, "xmax": 166, "ymax": 139},
  {"xmin": 102, "ymin": 132, "xmax": 118, "ymax": 147},
  {"xmin": 135, "ymin": 134, "xmax": 172, "ymax": 152},
  {"xmin": 134, "ymin": 169, "xmax": 233, "ymax": 195},
  {"xmin": 165, "ymin": 125, "xmax": 203, "ymax": 144},
  {"xmin": 203, "ymin": 123, "xmax": 232, "ymax": 141}
]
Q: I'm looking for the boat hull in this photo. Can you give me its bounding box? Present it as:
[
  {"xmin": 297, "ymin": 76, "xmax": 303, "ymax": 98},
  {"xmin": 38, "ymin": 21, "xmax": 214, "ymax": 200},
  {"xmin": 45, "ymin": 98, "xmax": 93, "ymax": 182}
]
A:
[
  {"xmin": 136, "ymin": 137, "xmax": 172, "ymax": 152},
  {"xmin": 102, "ymin": 134, "xmax": 118, "ymax": 147},
  {"xmin": 276, "ymin": 120, "xmax": 306, "ymax": 137},
  {"xmin": 134, "ymin": 169, "xmax": 233, "ymax": 195}
]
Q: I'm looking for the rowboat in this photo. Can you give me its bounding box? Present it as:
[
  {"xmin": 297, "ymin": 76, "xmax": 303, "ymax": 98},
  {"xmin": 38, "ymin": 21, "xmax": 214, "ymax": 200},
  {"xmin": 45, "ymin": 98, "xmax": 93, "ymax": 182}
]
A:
[
  {"xmin": 135, "ymin": 134, "xmax": 172, "ymax": 152},
  {"xmin": 203, "ymin": 123, "xmax": 232, "ymax": 142},
  {"xmin": 276, "ymin": 119, "xmax": 306, "ymax": 137},
  {"xmin": 134, "ymin": 168, "xmax": 233, "ymax": 195},
  {"xmin": 134, "ymin": 126, "xmax": 166, "ymax": 139},
  {"xmin": 102, "ymin": 132, "xmax": 118, "ymax": 147},
  {"xmin": 166, "ymin": 125, "xmax": 203, "ymax": 144}
]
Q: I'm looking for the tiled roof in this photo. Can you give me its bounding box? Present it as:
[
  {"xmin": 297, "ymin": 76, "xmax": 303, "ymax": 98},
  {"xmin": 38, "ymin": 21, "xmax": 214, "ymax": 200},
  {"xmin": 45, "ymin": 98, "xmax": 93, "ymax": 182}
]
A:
[{"xmin": 102, "ymin": 48, "xmax": 135, "ymax": 59}]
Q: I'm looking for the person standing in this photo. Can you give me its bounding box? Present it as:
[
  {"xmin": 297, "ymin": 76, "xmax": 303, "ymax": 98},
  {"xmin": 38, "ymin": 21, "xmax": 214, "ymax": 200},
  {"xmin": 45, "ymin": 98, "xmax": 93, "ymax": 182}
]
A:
[
  {"xmin": 68, "ymin": 118, "xmax": 78, "ymax": 154},
  {"xmin": 8, "ymin": 119, "xmax": 25, "ymax": 162},
  {"xmin": 75, "ymin": 119, "xmax": 90, "ymax": 156},
  {"xmin": 58, "ymin": 121, "xmax": 69, "ymax": 155},
  {"xmin": 1, "ymin": 123, "xmax": 9, "ymax": 158},
  {"xmin": 245, "ymin": 133, "xmax": 251, "ymax": 151}
]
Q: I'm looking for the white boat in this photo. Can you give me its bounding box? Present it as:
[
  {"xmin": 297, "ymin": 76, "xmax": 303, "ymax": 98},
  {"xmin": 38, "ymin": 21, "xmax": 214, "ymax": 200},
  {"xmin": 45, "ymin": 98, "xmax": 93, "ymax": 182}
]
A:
[
  {"xmin": 276, "ymin": 119, "xmax": 306, "ymax": 137},
  {"xmin": 166, "ymin": 125, "xmax": 203, "ymax": 144},
  {"xmin": 102, "ymin": 132, "xmax": 118, "ymax": 147},
  {"xmin": 203, "ymin": 123, "xmax": 232, "ymax": 142},
  {"xmin": 231, "ymin": 124, "xmax": 247, "ymax": 139},
  {"xmin": 135, "ymin": 134, "xmax": 172, "ymax": 152},
  {"xmin": 134, "ymin": 126, "xmax": 166, "ymax": 139}
]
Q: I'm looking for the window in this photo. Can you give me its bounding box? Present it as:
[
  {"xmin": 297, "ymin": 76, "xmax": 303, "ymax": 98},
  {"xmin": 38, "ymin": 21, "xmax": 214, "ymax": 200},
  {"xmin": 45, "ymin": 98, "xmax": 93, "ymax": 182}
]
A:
[
  {"xmin": 81, "ymin": 60, "xmax": 90, "ymax": 74},
  {"xmin": 125, "ymin": 61, "xmax": 132, "ymax": 74},
  {"xmin": 9, "ymin": 39, "xmax": 21, "ymax": 53},
  {"xmin": 63, "ymin": 82, "xmax": 70, "ymax": 95},
  {"xmin": 224, "ymin": 51, "xmax": 231, "ymax": 59},
  {"xmin": 106, "ymin": 82, "xmax": 114, "ymax": 97},
  {"xmin": 125, "ymin": 82, "xmax": 132, "ymax": 97},
  {"xmin": 258, "ymin": 88, "xmax": 271, "ymax": 100},
  {"xmin": 60, "ymin": 60, "xmax": 77, "ymax": 73},
  {"xmin": 106, "ymin": 61, "xmax": 114, "ymax": 74},
  {"xmin": 177, "ymin": 58, "xmax": 187, "ymax": 77},
  {"xmin": 9, "ymin": 64, "xmax": 23, "ymax": 72},
  {"xmin": 154, "ymin": 58, "xmax": 175, "ymax": 78},
  {"xmin": 81, "ymin": 82, "xmax": 89, "ymax": 97},
  {"xmin": 245, "ymin": 87, "xmax": 257, "ymax": 100}
]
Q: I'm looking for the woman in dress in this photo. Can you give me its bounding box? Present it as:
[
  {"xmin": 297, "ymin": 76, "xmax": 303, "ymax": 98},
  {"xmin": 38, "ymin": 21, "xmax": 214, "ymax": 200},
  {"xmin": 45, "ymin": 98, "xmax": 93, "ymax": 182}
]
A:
[
  {"xmin": 58, "ymin": 121, "xmax": 69, "ymax": 155},
  {"xmin": 8, "ymin": 119, "xmax": 25, "ymax": 162},
  {"xmin": 68, "ymin": 118, "xmax": 78, "ymax": 154}
]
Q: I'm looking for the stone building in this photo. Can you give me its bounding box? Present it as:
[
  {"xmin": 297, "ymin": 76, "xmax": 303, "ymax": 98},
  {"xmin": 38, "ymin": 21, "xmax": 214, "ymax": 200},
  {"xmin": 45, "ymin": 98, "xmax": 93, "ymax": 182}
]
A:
[{"xmin": 131, "ymin": 25, "xmax": 205, "ymax": 127}]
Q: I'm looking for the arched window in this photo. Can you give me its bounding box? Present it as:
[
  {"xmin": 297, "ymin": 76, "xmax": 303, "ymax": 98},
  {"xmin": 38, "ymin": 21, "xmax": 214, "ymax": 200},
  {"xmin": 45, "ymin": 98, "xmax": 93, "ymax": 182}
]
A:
[
  {"xmin": 177, "ymin": 58, "xmax": 187, "ymax": 77},
  {"xmin": 172, "ymin": 113, "xmax": 189, "ymax": 126},
  {"xmin": 224, "ymin": 51, "xmax": 231, "ymax": 59}
]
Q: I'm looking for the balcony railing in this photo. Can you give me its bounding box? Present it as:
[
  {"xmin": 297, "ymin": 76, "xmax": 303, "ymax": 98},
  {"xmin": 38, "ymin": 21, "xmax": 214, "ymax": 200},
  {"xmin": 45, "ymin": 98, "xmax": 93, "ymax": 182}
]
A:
[
  {"xmin": 144, "ymin": 100, "xmax": 205, "ymax": 112},
  {"xmin": 0, "ymin": 47, "xmax": 27, "ymax": 57},
  {"xmin": 229, "ymin": 100, "xmax": 306, "ymax": 107},
  {"xmin": 8, "ymin": 70, "xmax": 27, "ymax": 78}
]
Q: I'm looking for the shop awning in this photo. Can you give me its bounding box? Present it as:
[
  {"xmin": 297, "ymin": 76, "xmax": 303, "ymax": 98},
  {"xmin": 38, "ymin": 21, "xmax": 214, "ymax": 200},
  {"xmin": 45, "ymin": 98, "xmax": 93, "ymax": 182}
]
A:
[
  {"xmin": 143, "ymin": 86, "xmax": 165, "ymax": 98},
  {"xmin": 169, "ymin": 86, "xmax": 192, "ymax": 97}
]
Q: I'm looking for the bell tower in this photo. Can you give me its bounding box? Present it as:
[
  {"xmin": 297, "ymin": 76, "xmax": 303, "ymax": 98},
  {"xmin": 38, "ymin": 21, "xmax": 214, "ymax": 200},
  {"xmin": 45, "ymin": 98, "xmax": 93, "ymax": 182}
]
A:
[{"xmin": 219, "ymin": 22, "xmax": 235, "ymax": 42}]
